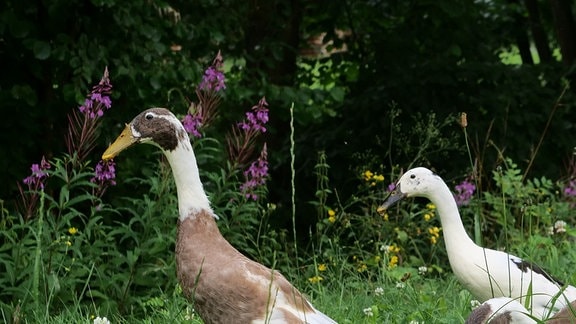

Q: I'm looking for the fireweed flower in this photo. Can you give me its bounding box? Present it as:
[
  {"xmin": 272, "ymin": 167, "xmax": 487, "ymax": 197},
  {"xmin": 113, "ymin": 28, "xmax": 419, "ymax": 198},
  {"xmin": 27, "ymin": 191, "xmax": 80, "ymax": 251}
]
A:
[
  {"xmin": 79, "ymin": 67, "xmax": 112, "ymax": 119},
  {"xmin": 23, "ymin": 156, "xmax": 51, "ymax": 190},
  {"xmin": 199, "ymin": 51, "xmax": 225, "ymax": 92},
  {"xmin": 239, "ymin": 97, "xmax": 269, "ymax": 133},
  {"xmin": 92, "ymin": 160, "xmax": 116, "ymax": 187},
  {"xmin": 564, "ymin": 180, "xmax": 576, "ymax": 197},
  {"xmin": 191, "ymin": 52, "xmax": 226, "ymax": 131},
  {"xmin": 182, "ymin": 113, "xmax": 203, "ymax": 138},
  {"xmin": 454, "ymin": 178, "xmax": 476, "ymax": 206},
  {"xmin": 240, "ymin": 144, "xmax": 268, "ymax": 200}
]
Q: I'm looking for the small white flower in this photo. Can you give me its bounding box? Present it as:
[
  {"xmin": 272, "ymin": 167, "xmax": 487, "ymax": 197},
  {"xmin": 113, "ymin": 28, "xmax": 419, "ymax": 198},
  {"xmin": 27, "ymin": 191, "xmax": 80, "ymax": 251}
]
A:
[
  {"xmin": 363, "ymin": 307, "xmax": 374, "ymax": 317},
  {"xmin": 547, "ymin": 226, "xmax": 554, "ymax": 235},
  {"xmin": 418, "ymin": 266, "xmax": 428, "ymax": 275},
  {"xmin": 554, "ymin": 220, "xmax": 567, "ymax": 233},
  {"xmin": 395, "ymin": 282, "xmax": 406, "ymax": 289},
  {"xmin": 380, "ymin": 244, "xmax": 390, "ymax": 252},
  {"xmin": 94, "ymin": 317, "xmax": 110, "ymax": 324},
  {"xmin": 470, "ymin": 299, "xmax": 481, "ymax": 309},
  {"xmin": 374, "ymin": 287, "xmax": 384, "ymax": 296},
  {"xmin": 409, "ymin": 321, "xmax": 421, "ymax": 324}
]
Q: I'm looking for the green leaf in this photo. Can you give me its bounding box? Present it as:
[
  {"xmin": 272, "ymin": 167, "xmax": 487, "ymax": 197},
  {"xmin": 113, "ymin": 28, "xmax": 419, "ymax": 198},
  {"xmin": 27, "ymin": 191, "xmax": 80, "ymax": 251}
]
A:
[{"xmin": 33, "ymin": 40, "xmax": 51, "ymax": 60}]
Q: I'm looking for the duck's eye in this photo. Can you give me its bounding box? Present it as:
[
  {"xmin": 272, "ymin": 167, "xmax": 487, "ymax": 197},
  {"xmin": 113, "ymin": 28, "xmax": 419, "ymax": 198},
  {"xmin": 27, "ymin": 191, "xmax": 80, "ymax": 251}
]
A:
[
  {"xmin": 410, "ymin": 174, "xmax": 416, "ymax": 179},
  {"xmin": 145, "ymin": 113, "xmax": 154, "ymax": 120}
]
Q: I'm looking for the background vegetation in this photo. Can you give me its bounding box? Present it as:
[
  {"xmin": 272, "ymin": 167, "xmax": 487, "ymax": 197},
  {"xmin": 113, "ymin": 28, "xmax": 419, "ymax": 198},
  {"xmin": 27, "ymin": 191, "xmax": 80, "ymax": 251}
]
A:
[{"xmin": 1, "ymin": 0, "xmax": 575, "ymax": 322}]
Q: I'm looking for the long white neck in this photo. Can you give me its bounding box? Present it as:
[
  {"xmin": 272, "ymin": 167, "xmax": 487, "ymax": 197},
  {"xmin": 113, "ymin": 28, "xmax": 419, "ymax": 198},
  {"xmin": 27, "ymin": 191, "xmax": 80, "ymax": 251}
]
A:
[
  {"xmin": 428, "ymin": 180, "xmax": 477, "ymax": 255},
  {"xmin": 161, "ymin": 139, "xmax": 214, "ymax": 221}
]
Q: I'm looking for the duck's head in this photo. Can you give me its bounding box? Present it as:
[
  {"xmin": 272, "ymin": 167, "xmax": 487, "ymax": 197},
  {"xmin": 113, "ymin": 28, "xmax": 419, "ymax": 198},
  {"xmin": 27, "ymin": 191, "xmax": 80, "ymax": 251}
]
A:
[
  {"xmin": 377, "ymin": 167, "xmax": 440, "ymax": 214},
  {"xmin": 102, "ymin": 108, "xmax": 188, "ymax": 160}
]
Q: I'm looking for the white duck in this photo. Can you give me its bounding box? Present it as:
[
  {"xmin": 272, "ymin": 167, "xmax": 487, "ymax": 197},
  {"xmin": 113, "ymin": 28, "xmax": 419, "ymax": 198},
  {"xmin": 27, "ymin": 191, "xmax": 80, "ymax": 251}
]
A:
[
  {"xmin": 102, "ymin": 108, "xmax": 336, "ymax": 324},
  {"xmin": 466, "ymin": 297, "xmax": 576, "ymax": 323},
  {"xmin": 378, "ymin": 167, "xmax": 576, "ymax": 320}
]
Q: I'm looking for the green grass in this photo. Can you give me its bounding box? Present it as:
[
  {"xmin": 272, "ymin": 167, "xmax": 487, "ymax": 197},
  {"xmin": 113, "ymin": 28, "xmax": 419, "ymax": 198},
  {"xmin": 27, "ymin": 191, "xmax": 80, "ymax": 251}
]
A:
[{"xmin": 6, "ymin": 269, "xmax": 475, "ymax": 323}]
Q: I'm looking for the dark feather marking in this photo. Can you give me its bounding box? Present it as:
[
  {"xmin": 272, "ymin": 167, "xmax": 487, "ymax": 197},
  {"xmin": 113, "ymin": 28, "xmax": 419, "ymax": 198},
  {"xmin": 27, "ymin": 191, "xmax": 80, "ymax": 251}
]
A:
[
  {"xmin": 132, "ymin": 108, "xmax": 181, "ymax": 151},
  {"xmin": 511, "ymin": 259, "xmax": 565, "ymax": 287}
]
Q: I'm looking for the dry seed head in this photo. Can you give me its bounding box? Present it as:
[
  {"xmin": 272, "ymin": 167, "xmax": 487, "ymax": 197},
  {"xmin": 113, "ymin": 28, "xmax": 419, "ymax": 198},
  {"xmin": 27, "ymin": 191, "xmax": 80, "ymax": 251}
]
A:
[{"xmin": 460, "ymin": 112, "xmax": 468, "ymax": 128}]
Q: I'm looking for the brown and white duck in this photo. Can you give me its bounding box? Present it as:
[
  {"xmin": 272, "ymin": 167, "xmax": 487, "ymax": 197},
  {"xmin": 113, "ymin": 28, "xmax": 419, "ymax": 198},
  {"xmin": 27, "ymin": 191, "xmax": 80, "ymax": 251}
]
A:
[
  {"xmin": 466, "ymin": 297, "xmax": 576, "ymax": 323},
  {"xmin": 102, "ymin": 108, "xmax": 336, "ymax": 324}
]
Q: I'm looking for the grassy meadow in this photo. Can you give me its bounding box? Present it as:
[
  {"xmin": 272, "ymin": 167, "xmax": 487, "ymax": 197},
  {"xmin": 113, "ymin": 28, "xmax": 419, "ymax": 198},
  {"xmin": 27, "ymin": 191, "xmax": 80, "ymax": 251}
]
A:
[{"xmin": 3, "ymin": 62, "xmax": 576, "ymax": 324}]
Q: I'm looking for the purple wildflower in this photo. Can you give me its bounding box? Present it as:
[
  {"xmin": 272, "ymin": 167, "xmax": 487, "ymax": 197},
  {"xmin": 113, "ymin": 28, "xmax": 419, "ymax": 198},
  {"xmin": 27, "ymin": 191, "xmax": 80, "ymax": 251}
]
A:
[
  {"xmin": 23, "ymin": 156, "xmax": 51, "ymax": 190},
  {"xmin": 387, "ymin": 182, "xmax": 396, "ymax": 192},
  {"xmin": 182, "ymin": 113, "xmax": 203, "ymax": 138},
  {"xmin": 454, "ymin": 178, "xmax": 476, "ymax": 206},
  {"xmin": 199, "ymin": 51, "xmax": 225, "ymax": 92},
  {"xmin": 564, "ymin": 180, "xmax": 576, "ymax": 197},
  {"xmin": 91, "ymin": 160, "xmax": 116, "ymax": 187},
  {"xmin": 240, "ymin": 144, "xmax": 269, "ymax": 200},
  {"xmin": 199, "ymin": 66, "xmax": 226, "ymax": 92},
  {"xmin": 239, "ymin": 97, "xmax": 269, "ymax": 133},
  {"xmin": 79, "ymin": 67, "xmax": 113, "ymax": 119}
]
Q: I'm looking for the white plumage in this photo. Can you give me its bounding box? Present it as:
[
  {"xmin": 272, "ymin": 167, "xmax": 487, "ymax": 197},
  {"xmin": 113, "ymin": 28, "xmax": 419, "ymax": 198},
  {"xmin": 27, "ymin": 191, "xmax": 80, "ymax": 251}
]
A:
[
  {"xmin": 378, "ymin": 167, "xmax": 576, "ymax": 320},
  {"xmin": 103, "ymin": 108, "xmax": 336, "ymax": 324}
]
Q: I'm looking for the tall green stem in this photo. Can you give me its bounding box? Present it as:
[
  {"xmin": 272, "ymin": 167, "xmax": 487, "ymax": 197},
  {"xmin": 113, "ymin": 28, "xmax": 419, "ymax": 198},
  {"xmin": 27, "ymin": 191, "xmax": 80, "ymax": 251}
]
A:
[{"xmin": 32, "ymin": 190, "xmax": 45, "ymax": 310}]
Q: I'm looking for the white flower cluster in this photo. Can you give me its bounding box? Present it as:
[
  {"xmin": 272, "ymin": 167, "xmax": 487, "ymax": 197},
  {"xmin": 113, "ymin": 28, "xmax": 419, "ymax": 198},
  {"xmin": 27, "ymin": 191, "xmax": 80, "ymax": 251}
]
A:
[
  {"xmin": 547, "ymin": 220, "xmax": 567, "ymax": 235},
  {"xmin": 93, "ymin": 317, "xmax": 110, "ymax": 324}
]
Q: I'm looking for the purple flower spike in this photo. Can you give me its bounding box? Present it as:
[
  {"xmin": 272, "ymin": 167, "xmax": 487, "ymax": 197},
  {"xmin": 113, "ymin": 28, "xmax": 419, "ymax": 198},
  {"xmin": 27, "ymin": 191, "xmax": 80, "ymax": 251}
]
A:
[
  {"xmin": 182, "ymin": 113, "xmax": 203, "ymax": 138},
  {"xmin": 239, "ymin": 97, "xmax": 269, "ymax": 133},
  {"xmin": 78, "ymin": 67, "xmax": 113, "ymax": 119},
  {"xmin": 23, "ymin": 156, "xmax": 51, "ymax": 190},
  {"xmin": 564, "ymin": 180, "xmax": 576, "ymax": 197},
  {"xmin": 240, "ymin": 144, "xmax": 269, "ymax": 200},
  {"xmin": 92, "ymin": 159, "xmax": 116, "ymax": 187},
  {"xmin": 199, "ymin": 51, "xmax": 226, "ymax": 92},
  {"xmin": 454, "ymin": 178, "xmax": 476, "ymax": 206}
]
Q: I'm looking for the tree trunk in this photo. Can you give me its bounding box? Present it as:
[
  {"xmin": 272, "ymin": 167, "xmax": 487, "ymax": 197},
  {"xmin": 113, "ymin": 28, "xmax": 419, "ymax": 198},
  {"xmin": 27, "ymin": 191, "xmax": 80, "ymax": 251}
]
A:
[
  {"xmin": 549, "ymin": 0, "xmax": 576, "ymax": 65},
  {"xmin": 508, "ymin": 0, "xmax": 533, "ymax": 64},
  {"xmin": 523, "ymin": 0, "xmax": 552, "ymax": 63}
]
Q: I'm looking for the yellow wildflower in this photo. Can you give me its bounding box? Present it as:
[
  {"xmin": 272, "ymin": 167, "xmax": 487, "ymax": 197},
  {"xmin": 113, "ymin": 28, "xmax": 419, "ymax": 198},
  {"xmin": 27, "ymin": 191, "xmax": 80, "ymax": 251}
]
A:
[
  {"xmin": 382, "ymin": 212, "xmax": 389, "ymax": 221},
  {"xmin": 318, "ymin": 264, "xmax": 327, "ymax": 272},
  {"xmin": 388, "ymin": 255, "xmax": 399, "ymax": 268},
  {"xmin": 357, "ymin": 263, "xmax": 368, "ymax": 272},
  {"xmin": 426, "ymin": 203, "xmax": 436, "ymax": 210},
  {"xmin": 308, "ymin": 275, "xmax": 323, "ymax": 284},
  {"xmin": 373, "ymin": 174, "xmax": 385, "ymax": 182},
  {"xmin": 428, "ymin": 226, "xmax": 441, "ymax": 245},
  {"xmin": 68, "ymin": 227, "xmax": 78, "ymax": 235},
  {"xmin": 327, "ymin": 209, "xmax": 336, "ymax": 217},
  {"xmin": 328, "ymin": 215, "xmax": 336, "ymax": 223},
  {"xmin": 388, "ymin": 244, "xmax": 401, "ymax": 254},
  {"xmin": 428, "ymin": 226, "xmax": 441, "ymax": 236},
  {"xmin": 424, "ymin": 213, "xmax": 432, "ymax": 221},
  {"xmin": 66, "ymin": 241, "xmax": 72, "ymax": 246},
  {"xmin": 364, "ymin": 170, "xmax": 373, "ymax": 181}
]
